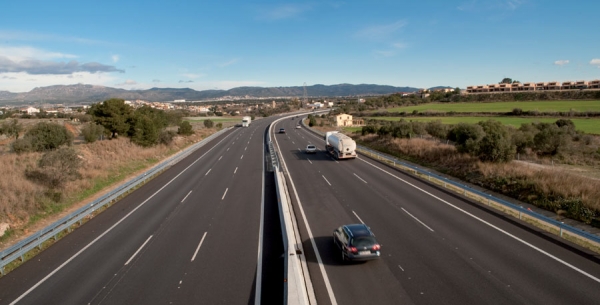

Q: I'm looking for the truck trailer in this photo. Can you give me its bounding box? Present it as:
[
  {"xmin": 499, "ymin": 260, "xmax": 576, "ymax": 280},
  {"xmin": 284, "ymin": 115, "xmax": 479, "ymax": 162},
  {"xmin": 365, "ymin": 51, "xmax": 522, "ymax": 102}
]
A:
[
  {"xmin": 324, "ymin": 131, "xmax": 357, "ymax": 159},
  {"xmin": 242, "ymin": 116, "xmax": 251, "ymax": 127}
]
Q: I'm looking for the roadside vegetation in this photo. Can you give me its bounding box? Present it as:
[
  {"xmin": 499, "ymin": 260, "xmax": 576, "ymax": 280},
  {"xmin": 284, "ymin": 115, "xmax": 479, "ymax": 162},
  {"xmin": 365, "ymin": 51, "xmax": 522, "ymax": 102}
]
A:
[
  {"xmin": 0, "ymin": 99, "xmax": 226, "ymax": 248},
  {"xmin": 313, "ymin": 92, "xmax": 600, "ymax": 227}
]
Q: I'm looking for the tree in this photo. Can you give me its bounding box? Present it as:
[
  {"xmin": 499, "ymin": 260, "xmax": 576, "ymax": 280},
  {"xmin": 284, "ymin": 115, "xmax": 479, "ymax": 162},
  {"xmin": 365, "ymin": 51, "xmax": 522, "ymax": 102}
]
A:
[
  {"xmin": 533, "ymin": 123, "xmax": 568, "ymax": 155},
  {"xmin": 500, "ymin": 78, "xmax": 513, "ymax": 84},
  {"xmin": 89, "ymin": 98, "xmax": 133, "ymax": 138},
  {"xmin": 447, "ymin": 123, "xmax": 485, "ymax": 153},
  {"xmin": 204, "ymin": 119, "xmax": 214, "ymax": 128},
  {"xmin": 130, "ymin": 115, "xmax": 160, "ymax": 147},
  {"xmin": 0, "ymin": 119, "xmax": 23, "ymax": 140},
  {"xmin": 425, "ymin": 120, "xmax": 448, "ymax": 140},
  {"xmin": 476, "ymin": 120, "xmax": 515, "ymax": 162},
  {"xmin": 178, "ymin": 121, "xmax": 194, "ymax": 135}
]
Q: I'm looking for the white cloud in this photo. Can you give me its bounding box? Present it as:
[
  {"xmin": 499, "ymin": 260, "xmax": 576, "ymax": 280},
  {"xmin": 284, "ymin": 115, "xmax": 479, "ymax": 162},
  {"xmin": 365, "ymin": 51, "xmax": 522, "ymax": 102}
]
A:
[
  {"xmin": 356, "ymin": 20, "xmax": 407, "ymax": 41},
  {"xmin": 554, "ymin": 60, "xmax": 570, "ymax": 66},
  {"xmin": 258, "ymin": 4, "xmax": 312, "ymax": 20},
  {"xmin": 112, "ymin": 55, "xmax": 120, "ymax": 63},
  {"xmin": 181, "ymin": 73, "xmax": 205, "ymax": 79},
  {"xmin": 0, "ymin": 71, "xmax": 118, "ymax": 92},
  {"xmin": 218, "ymin": 58, "xmax": 240, "ymax": 67},
  {"xmin": 0, "ymin": 46, "xmax": 77, "ymax": 62},
  {"xmin": 116, "ymin": 79, "xmax": 137, "ymax": 86},
  {"xmin": 590, "ymin": 59, "xmax": 600, "ymax": 67}
]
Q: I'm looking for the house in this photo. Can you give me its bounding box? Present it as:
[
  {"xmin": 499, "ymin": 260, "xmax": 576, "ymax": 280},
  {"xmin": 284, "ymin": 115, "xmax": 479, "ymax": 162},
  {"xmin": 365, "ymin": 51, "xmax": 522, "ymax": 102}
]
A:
[
  {"xmin": 25, "ymin": 107, "xmax": 40, "ymax": 115},
  {"xmin": 335, "ymin": 113, "xmax": 364, "ymax": 127}
]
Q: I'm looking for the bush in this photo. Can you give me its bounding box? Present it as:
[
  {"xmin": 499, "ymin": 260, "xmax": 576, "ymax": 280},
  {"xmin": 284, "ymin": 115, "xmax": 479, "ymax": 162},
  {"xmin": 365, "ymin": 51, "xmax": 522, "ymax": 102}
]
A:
[
  {"xmin": 130, "ymin": 115, "xmax": 160, "ymax": 147},
  {"xmin": 216, "ymin": 122, "xmax": 223, "ymax": 129},
  {"xmin": 25, "ymin": 147, "xmax": 82, "ymax": 189},
  {"xmin": 159, "ymin": 130, "xmax": 177, "ymax": 145},
  {"xmin": 81, "ymin": 122, "xmax": 105, "ymax": 143},
  {"xmin": 204, "ymin": 119, "xmax": 214, "ymax": 128},
  {"xmin": 425, "ymin": 120, "xmax": 448, "ymax": 140},
  {"xmin": 447, "ymin": 123, "xmax": 484, "ymax": 153},
  {"xmin": 178, "ymin": 121, "xmax": 194, "ymax": 135},
  {"xmin": 15, "ymin": 122, "xmax": 73, "ymax": 153},
  {"xmin": 476, "ymin": 120, "xmax": 515, "ymax": 162}
]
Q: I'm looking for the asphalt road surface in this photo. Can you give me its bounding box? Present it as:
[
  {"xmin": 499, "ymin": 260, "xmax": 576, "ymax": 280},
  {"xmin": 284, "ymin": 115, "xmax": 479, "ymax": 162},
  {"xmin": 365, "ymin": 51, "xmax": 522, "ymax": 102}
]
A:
[
  {"xmin": 273, "ymin": 116, "xmax": 600, "ymax": 305},
  {"xmin": 0, "ymin": 117, "xmax": 283, "ymax": 305}
]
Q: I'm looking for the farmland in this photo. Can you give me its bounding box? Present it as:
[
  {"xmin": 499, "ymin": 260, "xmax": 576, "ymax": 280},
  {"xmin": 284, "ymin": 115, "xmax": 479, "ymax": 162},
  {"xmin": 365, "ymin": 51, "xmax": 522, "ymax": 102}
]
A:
[
  {"xmin": 385, "ymin": 100, "xmax": 600, "ymax": 113},
  {"xmin": 364, "ymin": 116, "xmax": 600, "ymax": 134}
]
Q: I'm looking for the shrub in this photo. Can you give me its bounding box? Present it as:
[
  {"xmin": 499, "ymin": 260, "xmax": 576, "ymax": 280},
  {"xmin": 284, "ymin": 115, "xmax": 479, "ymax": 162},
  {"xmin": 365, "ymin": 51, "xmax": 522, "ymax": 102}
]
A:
[
  {"xmin": 204, "ymin": 119, "xmax": 214, "ymax": 128},
  {"xmin": 447, "ymin": 123, "xmax": 484, "ymax": 153},
  {"xmin": 476, "ymin": 120, "xmax": 515, "ymax": 162},
  {"xmin": 130, "ymin": 115, "xmax": 160, "ymax": 147},
  {"xmin": 178, "ymin": 121, "xmax": 194, "ymax": 135},
  {"xmin": 159, "ymin": 130, "xmax": 177, "ymax": 145},
  {"xmin": 425, "ymin": 120, "xmax": 448, "ymax": 140},
  {"xmin": 25, "ymin": 147, "xmax": 82, "ymax": 189},
  {"xmin": 15, "ymin": 122, "xmax": 73, "ymax": 153},
  {"xmin": 81, "ymin": 122, "xmax": 105, "ymax": 143}
]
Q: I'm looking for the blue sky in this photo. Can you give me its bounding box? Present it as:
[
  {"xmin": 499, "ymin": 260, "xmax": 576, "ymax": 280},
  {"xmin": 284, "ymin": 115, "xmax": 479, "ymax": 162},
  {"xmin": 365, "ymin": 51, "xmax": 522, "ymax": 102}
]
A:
[{"xmin": 1, "ymin": 0, "xmax": 599, "ymax": 93}]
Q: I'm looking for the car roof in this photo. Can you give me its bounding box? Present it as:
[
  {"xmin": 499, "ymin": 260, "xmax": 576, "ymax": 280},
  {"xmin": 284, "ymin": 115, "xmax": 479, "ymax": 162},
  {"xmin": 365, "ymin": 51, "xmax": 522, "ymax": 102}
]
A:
[{"xmin": 343, "ymin": 224, "xmax": 373, "ymax": 237}]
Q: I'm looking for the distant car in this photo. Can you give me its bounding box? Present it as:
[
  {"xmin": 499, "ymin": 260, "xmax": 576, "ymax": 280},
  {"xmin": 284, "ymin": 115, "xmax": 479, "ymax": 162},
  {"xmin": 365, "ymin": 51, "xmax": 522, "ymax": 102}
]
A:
[
  {"xmin": 333, "ymin": 224, "xmax": 381, "ymax": 262},
  {"xmin": 296, "ymin": 125, "xmax": 301, "ymax": 129},
  {"xmin": 305, "ymin": 144, "xmax": 316, "ymax": 154},
  {"xmin": 279, "ymin": 128, "xmax": 286, "ymax": 134}
]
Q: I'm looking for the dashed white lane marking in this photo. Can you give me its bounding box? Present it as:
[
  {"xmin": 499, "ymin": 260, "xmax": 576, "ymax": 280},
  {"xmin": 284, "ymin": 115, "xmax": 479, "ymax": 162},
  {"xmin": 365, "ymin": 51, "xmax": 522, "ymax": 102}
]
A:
[
  {"xmin": 222, "ymin": 188, "xmax": 229, "ymax": 200},
  {"xmin": 181, "ymin": 190, "xmax": 192, "ymax": 203},
  {"xmin": 352, "ymin": 211, "xmax": 365, "ymax": 224},
  {"xmin": 205, "ymin": 169, "xmax": 211, "ymax": 176},
  {"xmin": 191, "ymin": 232, "xmax": 208, "ymax": 262},
  {"xmin": 322, "ymin": 175, "xmax": 331, "ymax": 186},
  {"xmin": 234, "ymin": 167, "xmax": 238, "ymax": 174},
  {"xmin": 353, "ymin": 173, "xmax": 367, "ymax": 183},
  {"xmin": 401, "ymin": 208, "xmax": 434, "ymax": 232},
  {"xmin": 125, "ymin": 235, "xmax": 153, "ymax": 265}
]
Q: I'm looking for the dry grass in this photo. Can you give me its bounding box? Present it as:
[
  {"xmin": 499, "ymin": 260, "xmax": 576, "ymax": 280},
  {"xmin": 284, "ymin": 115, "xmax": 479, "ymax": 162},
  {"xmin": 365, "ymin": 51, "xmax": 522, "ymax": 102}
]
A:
[
  {"xmin": 357, "ymin": 134, "xmax": 600, "ymax": 221},
  {"xmin": 0, "ymin": 122, "xmax": 219, "ymax": 245}
]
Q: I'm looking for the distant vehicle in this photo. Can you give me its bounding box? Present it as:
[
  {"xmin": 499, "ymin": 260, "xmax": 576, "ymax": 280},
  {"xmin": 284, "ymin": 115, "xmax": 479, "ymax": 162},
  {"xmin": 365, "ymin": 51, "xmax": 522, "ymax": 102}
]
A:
[
  {"xmin": 305, "ymin": 144, "xmax": 316, "ymax": 154},
  {"xmin": 296, "ymin": 125, "xmax": 301, "ymax": 129},
  {"xmin": 279, "ymin": 128, "xmax": 286, "ymax": 134},
  {"xmin": 324, "ymin": 131, "xmax": 357, "ymax": 159},
  {"xmin": 333, "ymin": 224, "xmax": 381, "ymax": 262},
  {"xmin": 241, "ymin": 116, "xmax": 251, "ymax": 127}
]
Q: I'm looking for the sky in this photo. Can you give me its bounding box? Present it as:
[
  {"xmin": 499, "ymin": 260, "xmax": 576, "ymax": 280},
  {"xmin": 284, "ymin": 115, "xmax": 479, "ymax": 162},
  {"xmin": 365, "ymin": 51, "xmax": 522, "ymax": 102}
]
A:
[{"xmin": 1, "ymin": 0, "xmax": 599, "ymax": 93}]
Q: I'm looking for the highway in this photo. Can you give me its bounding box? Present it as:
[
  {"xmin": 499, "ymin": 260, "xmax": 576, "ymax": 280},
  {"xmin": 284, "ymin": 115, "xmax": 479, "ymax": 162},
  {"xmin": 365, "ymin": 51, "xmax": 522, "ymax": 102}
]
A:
[
  {"xmin": 272, "ymin": 116, "xmax": 600, "ymax": 305},
  {"xmin": 0, "ymin": 118, "xmax": 280, "ymax": 305}
]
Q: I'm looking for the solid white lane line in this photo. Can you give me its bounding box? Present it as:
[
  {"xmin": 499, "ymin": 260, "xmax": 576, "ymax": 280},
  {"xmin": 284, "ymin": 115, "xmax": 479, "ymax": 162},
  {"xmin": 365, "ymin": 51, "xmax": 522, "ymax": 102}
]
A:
[
  {"xmin": 234, "ymin": 167, "xmax": 238, "ymax": 174},
  {"xmin": 401, "ymin": 208, "xmax": 434, "ymax": 232},
  {"xmin": 240, "ymin": 154, "xmax": 244, "ymax": 159},
  {"xmin": 352, "ymin": 211, "xmax": 365, "ymax": 224},
  {"xmin": 222, "ymin": 188, "xmax": 228, "ymax": 200},
  {"xmin": 8, "ymin": 131, "xmax": 234, "ymax": 305},
  {"xmin": 307, "ymin": 158, "xmax": 312, "ymax": 164},
  {"xmin": 205, "ymin": 169, "xmax": 211, "ymax": 176},
  {"xmin": 181, "ymin": 191, "xmax": 192, "ymax": 203},
  {"xmin": 275, "ymin": 139, "xmax": 335, "ymax": 305},
  {"xmin": 359, "ymin": 157, "xmax": 600, "ymax": 284},
  {"xmin": 353, "ymin": 173, "xmax": 367, "ymax": 184},
  {"xmin": 125, "ymin": 235, "xmax": 153, "ymax": 265},
  {"xmin": 191, "ymin": 232, "xmax": 208, "ymax": 262},
  {"xmin": 322, "ymin": 175, "xmax": 331, "ymax": 186}
]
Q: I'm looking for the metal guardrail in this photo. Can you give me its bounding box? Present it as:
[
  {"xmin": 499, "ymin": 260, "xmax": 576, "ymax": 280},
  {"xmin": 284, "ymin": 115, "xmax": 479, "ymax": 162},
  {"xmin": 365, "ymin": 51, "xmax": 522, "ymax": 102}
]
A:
[
  {"xmin": 0, "ymin": 127, "xmax": 232, "ymax": 275},
  {"xmin": 269, "ymin": 117, "xmax": 313, "ymax": 305},
  {"xmin": 301, "ymin": 120, "xmax": 600, "ymax": 252}
]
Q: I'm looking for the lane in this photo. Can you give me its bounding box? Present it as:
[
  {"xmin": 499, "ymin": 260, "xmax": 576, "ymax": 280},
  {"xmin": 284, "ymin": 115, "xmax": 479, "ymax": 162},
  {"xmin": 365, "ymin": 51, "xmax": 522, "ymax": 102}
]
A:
[
  {"xmin": 0, "ymin": 119, "xmax": 274, "ymax": 305},
  {"xmin": 275, "ymin": 118, "xmax": 600, "ymax": 305}
]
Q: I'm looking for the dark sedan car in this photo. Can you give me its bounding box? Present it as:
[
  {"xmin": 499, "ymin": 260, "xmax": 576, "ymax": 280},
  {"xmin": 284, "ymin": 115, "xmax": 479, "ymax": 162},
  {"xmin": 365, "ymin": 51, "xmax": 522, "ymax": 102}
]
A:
[{"xmin": 333, "ymin": 224, "xmax": 381, "ymax": 262}]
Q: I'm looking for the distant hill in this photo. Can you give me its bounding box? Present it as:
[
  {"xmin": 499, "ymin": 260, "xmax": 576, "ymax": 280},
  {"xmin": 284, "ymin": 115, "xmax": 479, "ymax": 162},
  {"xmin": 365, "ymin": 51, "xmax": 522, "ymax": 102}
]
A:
[{"xmin": 0, "ymin": 83, "xmax": 425, "ymax": 105}]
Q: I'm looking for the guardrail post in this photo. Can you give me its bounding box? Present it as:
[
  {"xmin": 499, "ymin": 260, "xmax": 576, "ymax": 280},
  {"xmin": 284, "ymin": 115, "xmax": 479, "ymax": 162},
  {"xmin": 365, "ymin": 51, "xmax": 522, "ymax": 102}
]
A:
[
  {"xmin": 1, "ymin": 266, "xmax": 4, "ymax": 275},
  {"xmin": 560, "ymin": 223, "xmax": 564, "ymax": 237}
]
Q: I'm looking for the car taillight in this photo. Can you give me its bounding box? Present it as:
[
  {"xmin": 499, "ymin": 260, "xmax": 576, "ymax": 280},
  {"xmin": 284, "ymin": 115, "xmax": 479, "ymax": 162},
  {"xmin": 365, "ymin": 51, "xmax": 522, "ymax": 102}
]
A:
[
  {"xmin": 347, "ymin": 246, "xmax": 358, "ymax": 253},
  {"xmin": 372, "ymin": 244, "xmax": 381, "ymax": 251}
]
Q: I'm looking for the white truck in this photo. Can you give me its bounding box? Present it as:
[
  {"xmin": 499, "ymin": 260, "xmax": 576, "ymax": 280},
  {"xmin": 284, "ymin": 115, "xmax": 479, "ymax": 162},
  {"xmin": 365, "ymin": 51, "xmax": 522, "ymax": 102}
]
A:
[
  {"xmin": 241, "ymin": 116, "xmax": 251, "ymax": 127},
  {"xmin": 324, "ymin": 131, "xmax": 357, "ymax": 159}
]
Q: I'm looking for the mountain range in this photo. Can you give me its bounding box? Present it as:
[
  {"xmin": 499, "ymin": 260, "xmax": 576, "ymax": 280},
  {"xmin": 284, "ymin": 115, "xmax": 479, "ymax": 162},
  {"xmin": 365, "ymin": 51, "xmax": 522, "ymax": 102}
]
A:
[{"xmin": 0, "ymin": 83, "xmax": 431, "ymax": 105}]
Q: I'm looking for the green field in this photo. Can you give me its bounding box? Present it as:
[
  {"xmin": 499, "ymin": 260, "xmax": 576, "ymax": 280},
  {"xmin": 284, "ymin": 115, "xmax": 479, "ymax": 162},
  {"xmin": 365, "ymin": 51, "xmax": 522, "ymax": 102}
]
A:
[
  {"xmin": 385, "ymin": 100, "xmax": 600, "ymax": 113},
  {"xmin": 365, "ymin": 117, "xmax": 600, "ymax": 134}
]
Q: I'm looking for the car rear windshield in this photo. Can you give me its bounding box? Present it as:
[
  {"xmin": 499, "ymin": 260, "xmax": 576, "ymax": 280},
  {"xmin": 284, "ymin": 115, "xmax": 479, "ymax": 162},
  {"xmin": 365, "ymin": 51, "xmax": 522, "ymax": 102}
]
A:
[{"xmin": 351, "ymin": 237, "xmax": 377, "ymax": 247}]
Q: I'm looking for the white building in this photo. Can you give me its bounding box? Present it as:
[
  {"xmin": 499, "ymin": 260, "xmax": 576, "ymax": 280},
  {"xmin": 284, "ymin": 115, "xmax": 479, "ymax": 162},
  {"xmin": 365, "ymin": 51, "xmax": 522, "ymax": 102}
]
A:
[{"xmin": 25, "ymin": 107, "xmax": 40, "ymax": 115}]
